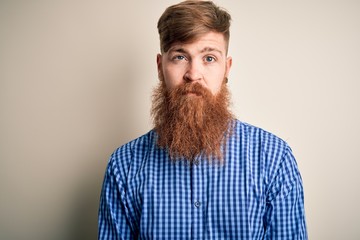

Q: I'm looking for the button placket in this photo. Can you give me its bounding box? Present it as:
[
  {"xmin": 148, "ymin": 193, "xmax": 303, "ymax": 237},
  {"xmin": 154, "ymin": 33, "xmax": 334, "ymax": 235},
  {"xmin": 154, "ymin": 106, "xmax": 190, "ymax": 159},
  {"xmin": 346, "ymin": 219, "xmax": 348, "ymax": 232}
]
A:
[{"xmin": 190, "ymin": 156, "xmax": 207, "ymax": 239}]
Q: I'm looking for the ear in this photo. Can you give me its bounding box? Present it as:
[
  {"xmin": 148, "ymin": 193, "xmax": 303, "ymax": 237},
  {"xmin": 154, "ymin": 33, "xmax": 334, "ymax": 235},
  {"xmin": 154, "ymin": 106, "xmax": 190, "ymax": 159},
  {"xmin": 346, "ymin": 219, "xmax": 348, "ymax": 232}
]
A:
[
  {"xmin": 225, "ymin": 56, "xmax": 232, "ymax": 78},
  {"xmin": 157, "ymin": 54, "xmax": 162, "ymax": 80}
]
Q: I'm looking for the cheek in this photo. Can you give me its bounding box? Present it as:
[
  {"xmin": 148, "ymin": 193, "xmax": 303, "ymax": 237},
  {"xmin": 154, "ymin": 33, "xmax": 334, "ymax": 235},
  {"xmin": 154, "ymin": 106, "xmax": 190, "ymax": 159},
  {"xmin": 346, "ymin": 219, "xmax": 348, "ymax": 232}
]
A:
[
  {"xmin": 208, "ymin": 72, "xmax": 226, "ymax": 94},
  {"xmin": 163, "ymin": 67, "xmax": 184, "ymax": 89}
]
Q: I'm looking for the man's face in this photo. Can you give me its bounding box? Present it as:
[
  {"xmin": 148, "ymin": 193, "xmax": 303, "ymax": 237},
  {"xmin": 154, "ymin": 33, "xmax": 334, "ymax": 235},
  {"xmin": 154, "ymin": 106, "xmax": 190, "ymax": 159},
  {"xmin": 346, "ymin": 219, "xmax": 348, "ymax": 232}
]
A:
[{"xmin": 157, "ymin": 31, "xmax": 232, "ymax": 95}]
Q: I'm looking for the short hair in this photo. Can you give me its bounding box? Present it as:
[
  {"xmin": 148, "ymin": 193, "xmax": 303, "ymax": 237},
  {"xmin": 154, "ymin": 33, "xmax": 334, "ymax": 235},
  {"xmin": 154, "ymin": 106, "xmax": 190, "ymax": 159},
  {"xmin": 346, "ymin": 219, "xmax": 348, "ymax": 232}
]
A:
[{"xmin": 157, "ymin": 0, "xmax": 231, "ymax": 53}]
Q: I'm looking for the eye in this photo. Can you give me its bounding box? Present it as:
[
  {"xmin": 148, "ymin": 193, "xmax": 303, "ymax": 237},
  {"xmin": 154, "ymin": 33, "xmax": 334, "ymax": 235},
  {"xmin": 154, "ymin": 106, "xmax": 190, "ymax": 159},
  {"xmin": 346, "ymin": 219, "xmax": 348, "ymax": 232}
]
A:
[
  {"xmin": 204, "ymin": 56, "xmax": 216, "ymax": 62},
  {"xmin": 173, "ymin": 55, "xmax": 186, "ymax": 61}
]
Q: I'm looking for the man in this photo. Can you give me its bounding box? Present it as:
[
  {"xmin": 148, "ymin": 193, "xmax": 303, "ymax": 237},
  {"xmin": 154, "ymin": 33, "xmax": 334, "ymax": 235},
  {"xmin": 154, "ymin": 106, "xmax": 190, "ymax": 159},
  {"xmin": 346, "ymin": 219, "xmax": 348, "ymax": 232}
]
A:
[{"xmin": 98, "ymin": 1, "xmax": 307, "ymax": 239}]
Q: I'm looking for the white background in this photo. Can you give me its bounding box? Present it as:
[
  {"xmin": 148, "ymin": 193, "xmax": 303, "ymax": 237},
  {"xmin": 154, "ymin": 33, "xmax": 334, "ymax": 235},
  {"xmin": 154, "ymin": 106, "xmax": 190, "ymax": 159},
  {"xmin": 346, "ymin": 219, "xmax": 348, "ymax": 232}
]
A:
[{"xmin": 1, "ymin": 0, "xmax": 359, "ymax": 239}]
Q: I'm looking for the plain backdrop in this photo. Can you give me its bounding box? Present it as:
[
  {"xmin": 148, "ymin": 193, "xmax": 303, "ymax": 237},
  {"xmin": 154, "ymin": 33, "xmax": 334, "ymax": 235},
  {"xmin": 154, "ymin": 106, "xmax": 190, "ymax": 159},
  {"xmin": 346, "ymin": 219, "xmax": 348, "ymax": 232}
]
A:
[{"xmin": 1, "ymin": 0, "xmax": 359, "ymax": 239}]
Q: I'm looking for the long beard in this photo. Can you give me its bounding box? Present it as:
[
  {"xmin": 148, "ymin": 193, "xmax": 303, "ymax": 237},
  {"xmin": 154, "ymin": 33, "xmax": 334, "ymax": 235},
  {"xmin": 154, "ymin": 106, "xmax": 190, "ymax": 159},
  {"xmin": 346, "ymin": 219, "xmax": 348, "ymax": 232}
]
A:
[{"xmin": 151, "ymin": 81, "xmax": 233, "ymax": 162}]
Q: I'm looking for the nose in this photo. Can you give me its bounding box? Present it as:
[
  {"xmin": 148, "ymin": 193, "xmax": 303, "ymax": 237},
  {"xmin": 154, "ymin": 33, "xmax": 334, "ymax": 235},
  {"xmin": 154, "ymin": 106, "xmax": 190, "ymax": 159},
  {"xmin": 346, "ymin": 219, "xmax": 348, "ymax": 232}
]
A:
[{"xmin": 184, "ymin": 60, "xmax": 202, "ymax": 82}]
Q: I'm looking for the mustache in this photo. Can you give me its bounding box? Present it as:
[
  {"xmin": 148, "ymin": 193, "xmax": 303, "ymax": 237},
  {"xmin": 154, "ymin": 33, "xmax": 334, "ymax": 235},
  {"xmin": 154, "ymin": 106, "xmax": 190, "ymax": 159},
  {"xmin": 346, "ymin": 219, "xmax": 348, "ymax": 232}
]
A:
[{"xmin": 172, "ymin": 82, "xmax": 212, "ymax": 98}]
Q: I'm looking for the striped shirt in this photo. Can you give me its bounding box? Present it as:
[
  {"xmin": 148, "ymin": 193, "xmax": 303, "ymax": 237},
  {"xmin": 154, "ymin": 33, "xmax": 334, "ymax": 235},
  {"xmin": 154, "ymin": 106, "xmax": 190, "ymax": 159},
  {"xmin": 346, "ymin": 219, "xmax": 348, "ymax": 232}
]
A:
[{"xmin": 98, "ymin": 120, "xmax": 307, "ymax": 239}]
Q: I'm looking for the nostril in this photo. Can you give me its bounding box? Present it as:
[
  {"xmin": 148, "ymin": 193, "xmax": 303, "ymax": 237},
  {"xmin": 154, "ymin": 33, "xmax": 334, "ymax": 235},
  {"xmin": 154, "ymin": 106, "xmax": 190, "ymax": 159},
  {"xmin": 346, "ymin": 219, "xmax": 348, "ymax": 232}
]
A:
[{"xmin": 183, "ymin": 74, "xmax": 191, "ymax": 82}]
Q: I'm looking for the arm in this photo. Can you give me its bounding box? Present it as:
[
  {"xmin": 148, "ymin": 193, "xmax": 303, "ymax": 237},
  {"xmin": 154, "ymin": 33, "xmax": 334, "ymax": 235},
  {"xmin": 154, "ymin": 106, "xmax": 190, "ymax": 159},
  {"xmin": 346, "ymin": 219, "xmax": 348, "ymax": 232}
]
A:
[
  {"xmin": 98, "ymin": 156, "xmax": 135, "ymax": 240},
  {"xmin": 264, "ymin": 148, "xmax": 308, "ymax": 239}
]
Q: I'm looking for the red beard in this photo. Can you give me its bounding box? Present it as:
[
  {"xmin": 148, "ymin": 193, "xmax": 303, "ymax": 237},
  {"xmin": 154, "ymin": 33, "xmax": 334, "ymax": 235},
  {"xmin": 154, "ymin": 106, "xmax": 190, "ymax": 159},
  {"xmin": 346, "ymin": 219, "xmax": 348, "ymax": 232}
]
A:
[{"xmin": 151, "ymin": 81, "xmax": 233, "ymax": 162}]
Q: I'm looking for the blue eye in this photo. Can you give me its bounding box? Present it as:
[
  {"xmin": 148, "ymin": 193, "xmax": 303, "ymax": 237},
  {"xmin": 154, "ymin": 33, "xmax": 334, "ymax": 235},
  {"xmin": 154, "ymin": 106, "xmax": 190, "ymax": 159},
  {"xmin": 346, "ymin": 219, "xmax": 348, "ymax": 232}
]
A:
[
  {"xmin": 174, "ymin": 55, "xmax": 185, "ymax": 60},
  {"xmin": 205, "ymin": 56, "xmax": 215, "ymax": 62}
]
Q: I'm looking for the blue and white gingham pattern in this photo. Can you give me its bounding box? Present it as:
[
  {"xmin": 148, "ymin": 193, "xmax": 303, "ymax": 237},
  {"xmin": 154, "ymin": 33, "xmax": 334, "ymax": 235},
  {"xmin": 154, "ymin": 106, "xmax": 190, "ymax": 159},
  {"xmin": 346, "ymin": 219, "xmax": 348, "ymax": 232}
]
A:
[{"xmin": 98, "ymin": 120, "xmax": 307, "ymax": 239}]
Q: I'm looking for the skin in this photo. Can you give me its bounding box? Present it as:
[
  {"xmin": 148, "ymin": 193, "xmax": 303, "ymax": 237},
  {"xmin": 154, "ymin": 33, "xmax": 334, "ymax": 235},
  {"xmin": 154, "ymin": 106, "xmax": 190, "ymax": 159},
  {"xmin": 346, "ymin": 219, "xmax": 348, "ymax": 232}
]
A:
[{"xmin": 157, "ymin": 31, "xmax": 232, "ymax": 96}]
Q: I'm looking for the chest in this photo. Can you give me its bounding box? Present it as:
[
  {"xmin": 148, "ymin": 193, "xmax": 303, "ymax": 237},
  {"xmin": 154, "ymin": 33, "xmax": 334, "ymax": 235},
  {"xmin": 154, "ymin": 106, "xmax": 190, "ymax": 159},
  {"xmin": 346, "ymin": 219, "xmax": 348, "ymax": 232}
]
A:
[{"xmin": 127, "ymin": 156, "xmax": 267, "ymax": 239}]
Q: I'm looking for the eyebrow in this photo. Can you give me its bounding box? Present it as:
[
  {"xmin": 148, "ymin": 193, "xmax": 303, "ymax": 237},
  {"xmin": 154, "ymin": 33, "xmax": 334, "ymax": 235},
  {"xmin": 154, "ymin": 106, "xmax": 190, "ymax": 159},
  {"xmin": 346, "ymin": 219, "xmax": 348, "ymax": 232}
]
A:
[
  {"xmin": 168, "ymin": 47, "xmax": 223, "ymax": 55},
  {"xmin": 200, "ymin": 47, "xmax": 223, "ymax": 55},
  {"xmin": 169, "ymin": 47, "xmax": 187, "ymax": 54}
]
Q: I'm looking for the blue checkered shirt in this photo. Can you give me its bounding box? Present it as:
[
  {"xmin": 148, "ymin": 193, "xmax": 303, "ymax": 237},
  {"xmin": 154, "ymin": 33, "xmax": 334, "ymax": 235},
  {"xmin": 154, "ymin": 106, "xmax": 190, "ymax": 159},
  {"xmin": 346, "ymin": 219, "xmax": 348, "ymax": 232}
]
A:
[{"xmin": 98, "ymin": 120, "xmax": 307, "ymax": 239}]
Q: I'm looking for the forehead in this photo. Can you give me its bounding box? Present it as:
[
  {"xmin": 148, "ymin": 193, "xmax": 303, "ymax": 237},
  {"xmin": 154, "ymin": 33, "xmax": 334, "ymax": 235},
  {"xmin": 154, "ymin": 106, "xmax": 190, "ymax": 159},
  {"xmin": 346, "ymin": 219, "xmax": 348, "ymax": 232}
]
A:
[{"xmin": 167, "ymin": 32, "xmax": 227, "ymax": 54}]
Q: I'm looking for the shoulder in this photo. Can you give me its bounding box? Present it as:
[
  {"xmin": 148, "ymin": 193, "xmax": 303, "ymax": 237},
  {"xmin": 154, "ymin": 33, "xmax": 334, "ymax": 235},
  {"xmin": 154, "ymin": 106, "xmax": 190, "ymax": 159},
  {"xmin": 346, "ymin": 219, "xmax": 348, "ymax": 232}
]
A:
[
  {"xmin": 106, "ymin": 130, "xmax": 157, "ymax": 183},
  {"xmin": 112, "ymin": 130, "xmax": 156, "ymax": 160},
  {"xmin": 232, "ymin": 119, "xmax": 297, "ymax": 181},
  {"xmin": 234, "ymin": 119, "xmax": 289, "ymax": 152}
]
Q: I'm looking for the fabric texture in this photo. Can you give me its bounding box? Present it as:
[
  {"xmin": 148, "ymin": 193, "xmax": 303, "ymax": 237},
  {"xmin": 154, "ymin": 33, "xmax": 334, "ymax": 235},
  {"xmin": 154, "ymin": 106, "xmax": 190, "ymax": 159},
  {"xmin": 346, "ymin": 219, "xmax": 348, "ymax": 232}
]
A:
[{"xmin": 98, "ymin": 120, "xmax": 307, "ymax": 239}]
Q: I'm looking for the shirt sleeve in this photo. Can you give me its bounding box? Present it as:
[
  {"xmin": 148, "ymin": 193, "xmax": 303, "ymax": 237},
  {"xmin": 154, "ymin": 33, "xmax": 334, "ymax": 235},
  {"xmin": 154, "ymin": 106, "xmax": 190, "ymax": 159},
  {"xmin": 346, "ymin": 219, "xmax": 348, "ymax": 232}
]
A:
[
  {"xmin": 98, "ymin": 156, "xmax": 135, "ymax": 240},
  {"xmin": 264, "ymin": 147, "xmax": 308, "ymax": 239}
]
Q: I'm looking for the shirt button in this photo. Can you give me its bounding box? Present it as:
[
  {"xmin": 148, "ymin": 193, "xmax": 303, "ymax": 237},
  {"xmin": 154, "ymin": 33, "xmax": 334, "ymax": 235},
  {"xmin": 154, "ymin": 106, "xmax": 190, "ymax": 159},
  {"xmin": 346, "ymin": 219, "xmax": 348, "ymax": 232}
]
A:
[
  {"xmin": 194, "ymin": 160, "xmax": 200, "ymax": 166},
  {"xmin": 194, "ymin": 201, "xmax": 201, "ymax": 208}
]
